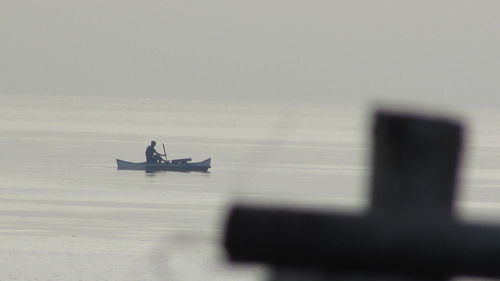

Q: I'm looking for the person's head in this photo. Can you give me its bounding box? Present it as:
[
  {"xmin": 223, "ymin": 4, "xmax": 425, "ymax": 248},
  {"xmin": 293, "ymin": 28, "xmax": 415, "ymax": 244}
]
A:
[{"xmin": 151, "ymin": 141, "xmax": 156, "ymax": 147}]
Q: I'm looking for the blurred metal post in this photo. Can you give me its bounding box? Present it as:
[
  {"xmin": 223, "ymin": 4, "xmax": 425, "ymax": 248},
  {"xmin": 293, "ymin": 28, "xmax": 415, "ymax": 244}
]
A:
[
  {"xmin": 369, "ymin": 111, "xmax": 461, "ymax": 218},
  {"xmin": 221, "ymin": 110, "xmax": 500, "ymax": 281}
]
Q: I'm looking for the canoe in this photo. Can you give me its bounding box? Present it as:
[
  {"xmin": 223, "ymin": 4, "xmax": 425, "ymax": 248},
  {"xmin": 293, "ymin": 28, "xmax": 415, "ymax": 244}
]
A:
[{"xmin": 116, "ymin": 158, "xmax": 211, "ymax": 172}]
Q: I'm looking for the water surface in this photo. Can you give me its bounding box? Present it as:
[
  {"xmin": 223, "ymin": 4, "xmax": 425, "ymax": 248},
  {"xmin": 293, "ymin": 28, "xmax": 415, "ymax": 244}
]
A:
[{"xmin": 1, "ymin": 94, "xmax": 500, "ymax": 280}]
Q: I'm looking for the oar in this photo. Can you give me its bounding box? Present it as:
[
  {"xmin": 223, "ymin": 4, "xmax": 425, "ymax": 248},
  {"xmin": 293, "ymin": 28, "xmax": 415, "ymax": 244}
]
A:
[{"xmin": 162, "ymin": 143, "xmax": 167, "ymax": 163}]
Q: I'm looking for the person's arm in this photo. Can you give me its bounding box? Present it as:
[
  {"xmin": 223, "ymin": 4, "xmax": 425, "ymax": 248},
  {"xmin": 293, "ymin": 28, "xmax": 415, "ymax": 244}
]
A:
[{"xmin": 154, "ymin": 149, "xmax": 166, "ymax": 156}]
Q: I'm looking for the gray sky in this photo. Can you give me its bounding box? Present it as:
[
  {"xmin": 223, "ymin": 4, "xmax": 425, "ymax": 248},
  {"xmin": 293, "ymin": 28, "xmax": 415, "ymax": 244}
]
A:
[{"xmin": 1, "ymin": 1, "xmax": 499, "ymax": 106}]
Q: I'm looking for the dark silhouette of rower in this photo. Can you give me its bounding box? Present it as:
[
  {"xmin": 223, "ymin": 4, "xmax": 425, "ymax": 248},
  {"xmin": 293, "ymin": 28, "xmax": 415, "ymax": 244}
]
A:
[{"xmin": 145, "ymin": 141, "xmax": 165, "ymax": 164}]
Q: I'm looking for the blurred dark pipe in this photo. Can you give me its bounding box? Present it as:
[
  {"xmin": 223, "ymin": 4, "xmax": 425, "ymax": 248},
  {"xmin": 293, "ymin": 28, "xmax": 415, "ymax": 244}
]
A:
[{"xmin": 225, "ymin": 206, "xmax": 500, "ymax": 279}]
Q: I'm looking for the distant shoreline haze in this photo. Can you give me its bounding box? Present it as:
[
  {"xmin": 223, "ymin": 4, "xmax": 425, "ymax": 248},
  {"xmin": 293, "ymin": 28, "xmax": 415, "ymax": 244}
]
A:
[{"xmin": 1, "ymin": 1, "xmax": 499, "ymax": 109}]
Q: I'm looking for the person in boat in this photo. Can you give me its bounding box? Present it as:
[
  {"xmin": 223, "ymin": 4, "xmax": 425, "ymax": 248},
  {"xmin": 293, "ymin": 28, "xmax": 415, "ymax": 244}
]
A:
[{"xmin": 145, "ymin": 141, "xmax": 166, "ymax": 164}]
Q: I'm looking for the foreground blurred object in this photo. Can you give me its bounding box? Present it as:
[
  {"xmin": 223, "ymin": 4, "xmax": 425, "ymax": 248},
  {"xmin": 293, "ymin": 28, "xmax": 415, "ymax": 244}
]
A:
[{"xmin": 223, "ymin": 110, "xmax": 500, "ymax": 280}]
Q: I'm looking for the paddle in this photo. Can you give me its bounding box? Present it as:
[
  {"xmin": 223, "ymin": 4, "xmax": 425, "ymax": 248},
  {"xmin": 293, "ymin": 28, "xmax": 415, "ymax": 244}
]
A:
[{"xmin": 162, "ymin": 143, "xmax": 168, "ymax": 163}]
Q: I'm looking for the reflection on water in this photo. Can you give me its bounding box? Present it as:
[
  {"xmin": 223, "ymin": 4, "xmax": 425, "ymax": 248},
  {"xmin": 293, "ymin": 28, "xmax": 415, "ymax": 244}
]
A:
[{"xmin": 145, "ymin": 171, "xmax": 158, "ymax": 177}]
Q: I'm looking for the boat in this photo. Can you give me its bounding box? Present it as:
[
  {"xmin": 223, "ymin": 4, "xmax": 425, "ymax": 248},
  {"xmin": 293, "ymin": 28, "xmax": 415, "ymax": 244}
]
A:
[{"xmin": 116, "ymin": 158, "xmax": 211, "ymax": 172}]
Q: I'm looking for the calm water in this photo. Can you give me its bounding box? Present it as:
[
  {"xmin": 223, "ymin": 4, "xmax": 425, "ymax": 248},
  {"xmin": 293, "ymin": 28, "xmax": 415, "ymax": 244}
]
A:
[{"xmin": 2, "ymin": 94, "xmax": 500, "ymax": 281}]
